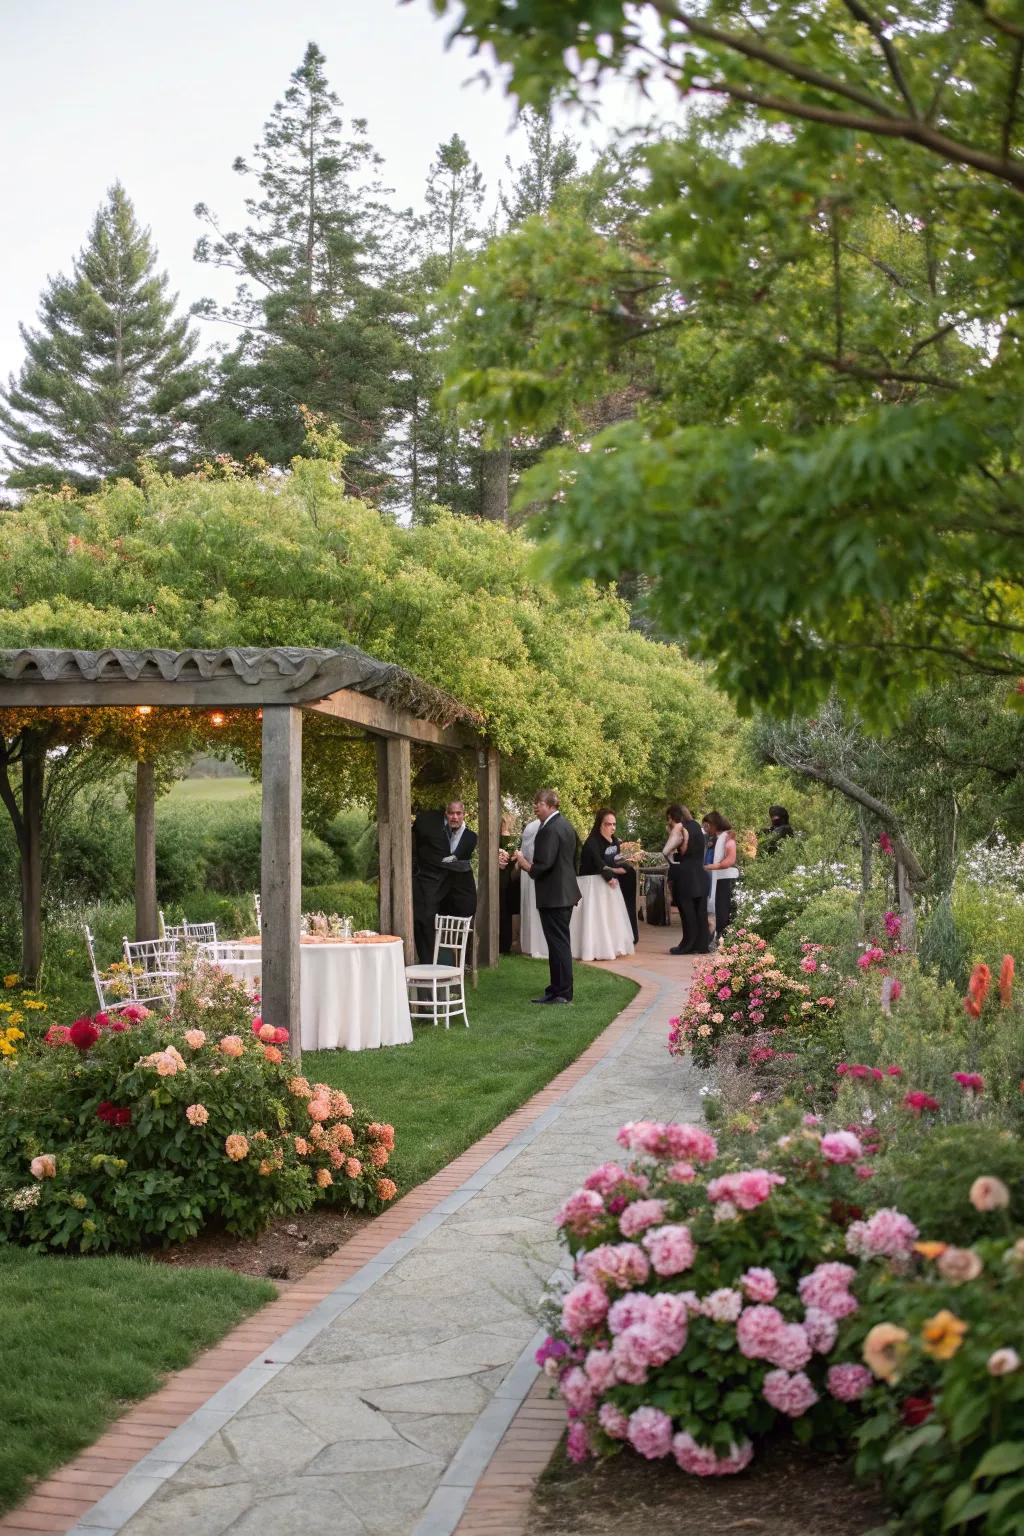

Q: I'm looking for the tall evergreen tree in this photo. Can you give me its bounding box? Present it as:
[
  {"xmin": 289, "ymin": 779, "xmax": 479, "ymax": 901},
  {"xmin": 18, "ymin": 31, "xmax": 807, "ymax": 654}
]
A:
[
  {"xmin": 498, "ymin": 110, "xmax": 578, "ymax": 228},
  {"xmin": 194, "ymin": 42, "xmax": 410, "ymax": 491},
  {"xmin": 0, "ymin": 185, "xmax": 202, "ymax": 489}
]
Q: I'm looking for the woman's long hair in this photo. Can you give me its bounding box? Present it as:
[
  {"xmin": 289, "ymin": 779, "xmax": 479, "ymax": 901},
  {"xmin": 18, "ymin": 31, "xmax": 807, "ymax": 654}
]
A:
[
  {"xmin": 590, "ymin": 807, "xmax": 616, "ymax": 841},
  {"xmin": 665, "ymin": 803, "xmax": 685, "ymax": 826},
  {"xmin": 705, "ymin": 810, "xmax": 733, "ymax": 835}
]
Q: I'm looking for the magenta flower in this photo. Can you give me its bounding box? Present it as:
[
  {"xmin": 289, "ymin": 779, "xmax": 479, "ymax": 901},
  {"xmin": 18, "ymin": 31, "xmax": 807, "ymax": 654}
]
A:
[{"xmin": 953, "ymin": 1072, "xmax": 984, "ymax": 1094}]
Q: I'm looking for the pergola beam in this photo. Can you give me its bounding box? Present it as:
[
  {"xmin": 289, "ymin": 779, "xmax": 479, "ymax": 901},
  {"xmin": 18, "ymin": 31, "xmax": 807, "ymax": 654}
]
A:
[{"xmin": 305, "ymin": 689, "xmax": 471, "ymax": 750}]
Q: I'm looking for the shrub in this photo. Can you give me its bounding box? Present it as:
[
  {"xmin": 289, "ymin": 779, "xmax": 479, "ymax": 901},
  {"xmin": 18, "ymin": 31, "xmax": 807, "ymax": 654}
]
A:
[
  {"xmin": 300, "ymin": 882, "xmax": 378, "ymax": 932},
  {"xmin": 538, "ymin": 1116, "xmax": 910, "ymax": 1476},
  {"xmin": 950, "ymin": 879, "xmax": 1024, "ymax": 978},
  {"xmin": 772, "ymin": 887, "xmax": 862, "ymax": 973},
  {"xmin": 0, "ymin": 960, "xmax": 397, "ymax": 1251},
  {"xmin": 870, "ymin": 1124, "xmax": 1024, "ymax": 1246},
  {"xmin": 918, "ymin": 894, "xmax": 972, "ymax": 992},
  {"xmin": 736, "ymin": 860, "xmax": 860, "ymax": 941},
  {"xmin": 847, "ymin": 1211, "xmax": 1024, "ymax": 1536}
]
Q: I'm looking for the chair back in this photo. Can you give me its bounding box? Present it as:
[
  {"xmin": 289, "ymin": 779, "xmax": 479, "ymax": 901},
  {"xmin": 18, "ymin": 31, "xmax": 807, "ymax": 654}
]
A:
[
  {"xmin": 122, "ymin": 936, "xmax": 180, "ymax": 1003},
  {"xmin": 159, "ymin": 910, "xmax": 188, "ymax": 942},
  {"xmin": 84, "ymin": 925, "xmax": 106, "ymax": 1001},
  {"xmin": 432, "ymin": 913, "xmax": 473, "ymax": 972},
  {"xmin": 184, "ymin": 920, "xmax": 217, "ymax": 944},
  {"xmin": 253, "ymin": 892, "xmax": 262, "ymax": 933}
]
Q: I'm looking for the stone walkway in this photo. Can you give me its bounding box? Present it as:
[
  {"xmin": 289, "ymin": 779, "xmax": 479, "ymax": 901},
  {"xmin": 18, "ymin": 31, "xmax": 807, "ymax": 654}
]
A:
[{"xmin": 66, "ymin": 931, "xmax": 697, "ymax": 1536}]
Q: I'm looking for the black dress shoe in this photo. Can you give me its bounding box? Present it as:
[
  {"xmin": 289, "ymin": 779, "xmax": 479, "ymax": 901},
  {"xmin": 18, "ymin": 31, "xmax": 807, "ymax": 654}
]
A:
[
  {"xmin": 669, "ymin": 943, "xmax": 695, "ymax": 956},
  {"xmin": 550, "ymin": 996, "xmax": 572, "ymax": 1005},
  {"xmin": 531, "ymin": 995, "xmax": 555, "ymax": 1004}
]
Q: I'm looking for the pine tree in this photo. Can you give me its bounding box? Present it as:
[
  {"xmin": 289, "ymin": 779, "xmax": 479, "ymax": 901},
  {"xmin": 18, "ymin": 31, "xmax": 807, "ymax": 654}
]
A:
[
  {"xmin": 194, "ymin": 42, "xmax": 410, "ymax": 488},
  {"xmin": 0, "ymin": 185, "xmax": 203, "ymax": 489},
  {"xmin": 499, "ymin": 110, "xmax": 578, "ymax": 228}
]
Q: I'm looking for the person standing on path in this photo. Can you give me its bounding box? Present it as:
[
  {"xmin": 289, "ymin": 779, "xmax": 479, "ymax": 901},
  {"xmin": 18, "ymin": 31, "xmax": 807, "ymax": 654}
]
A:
[
  {"xmin": 669, "ymin": 804, "xmax": 709, "ymax": 956},
  {"xmin": 705, "ymin": 810, "xmax": 739, "ymax": 948},
  {"xmin": 512, "ymin": 789, "xmax": 581, "ymax": 1003}
]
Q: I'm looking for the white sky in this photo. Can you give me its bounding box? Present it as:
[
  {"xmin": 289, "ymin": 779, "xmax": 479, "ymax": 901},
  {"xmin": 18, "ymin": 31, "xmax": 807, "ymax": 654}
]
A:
[{"xmin": 1, "ymin": 0, "xmax": 670, "ymax": 384}]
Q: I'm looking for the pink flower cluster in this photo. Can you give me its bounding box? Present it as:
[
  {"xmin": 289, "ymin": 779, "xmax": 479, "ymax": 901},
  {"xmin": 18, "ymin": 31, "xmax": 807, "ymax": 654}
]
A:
[
  {"xmin": 617, "ymin": 1121, "xmax": 718, "ymax": 1163},
  {"xmin": 619, "ymin": 1199, "xmax": 668, "ymax": 1237},
  {"xmin": 845, "ymin": 1207, "xmax": 918, "ymax": 1261},
  {"xmin": 577, "ymin": 1242, "xmax": 651, "ymax": 1289},
  {"xmin": 763, "ymin": 1369, "xmax": 818, "ymax": 1417},
  {"xmin": 827, "ymin": 1363, "xmax": 873, "ymax": 1402},
  {"xmin": 820, "ymin": 1131, "xmax": 863, "ymax": 1165},
  {"xmin": 641, "ymin": 1224, "xmax": 697, "ymax": 1276},
  {"xmin": 740, "ymin": 1266, "xmax": 778, "ymax": 1302},
  {"xmin": 561, "ymin": 1281, "xmax": 609, "ymax": 1337},
  {"xmin": 706, "ymin": 1169, "xmax": 785, "ymax": 1211},
  {"xmin": 556, "ymin": 1187, "xmax": 605, "ymax": 1235},
  {"xmin": 856, "ymin": 946, "xmax": 886, "ymax": 970},
  {"xmin": 673, "ymin": 1433, "xmax": 754, "ymax": 1477},
  {"xmin": 798, "ymin": 1262, "xmax": 858, "ymax": 1319},
  {"xmin": 736, "ymin": 1306, "xmax": 812, "ymax": 1370}
]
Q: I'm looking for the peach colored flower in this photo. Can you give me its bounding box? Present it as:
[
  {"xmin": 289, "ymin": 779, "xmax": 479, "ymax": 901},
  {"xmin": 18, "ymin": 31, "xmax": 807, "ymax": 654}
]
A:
[
  {"xmin": 914, "ymin": 1241, "xmax": 948, "ymax": 1261},
  {"xmin": 225, "ymin": 1134, "xmax": 249, "ymax": 1162},
  {"xmin": 308, "ymin": 1098, "xmax": 331, "ymax": 1122},
  {"xmin": 219, "ymin": 1035, "xmax": 244, "ymax": 1058},
  {"xmin": 921, "ymin": 1309, "xmax": 968, "ymax": 1361},
  {"xmin": 258, "ymin": 1159, "xmax": 274, "ymax": 1176},
  {"xmin": 262, "ymin": 1045, "xmax": 283, "ymax": 1064},
  {"xmin": 183, "ymin": 1029, "xmax": 206, "ymax": 1049},
  {"xmin": 330, "ymin": 1089, "xmax": 353, "ymax": 1118},
  {"xmin": 328, "ymin": 1122, "xmax": 355, "ymax": 1148},
  {"xmin": 329, "ymin": 1147, "xmax": 345, "ymax": 1168},
  {"xmin": 185, "ymin": 1104, "xmax": 209, "ymax": 1127},
  {"xmin": 315, "ymin": 1168, "xmax": 333, "ymax": 1188},
  {"xmin": 937, "ymin": 1247, "xmax": 983, "ymax": 1284},
  {"xmin": 369, "ymin": 1144, "xmax": 389, "ymax": 1168},
  {"xmin": 863, "ymin": 1322, "xmax": 910, "ymax": 1383},
  {"xmin": 29, "ymin": 1154, "xmax": 56, "ymax": 1180},
  {"xmin": 294, "ymin": 1137, "xmax": 310, "ymax": 1155},
  {"xmin": 970, "ymin": 1176, "xmax": 1010, "ymax": 1212},
  {"xmin": 368, "ymin": 1122, "xmax": 395, "ymax": 1149},
  {"xmin": 376, "ymin": 1177, "xmax": 397, "ymax": 1201},
  {"xmin": 258, "ymin": 1022, "xmax": 276, "ymax": 1042},
  {"xmin": 288, "ymin": 1075, "xmax": 312, "ymax": 1098},
  {"xmin": 309, "ymin": 1123, "xmax": 325, "ymax": 1142},
  {"xmin": 345, "ymin": 1157, "xmax": 363, "ymax": 1179}
]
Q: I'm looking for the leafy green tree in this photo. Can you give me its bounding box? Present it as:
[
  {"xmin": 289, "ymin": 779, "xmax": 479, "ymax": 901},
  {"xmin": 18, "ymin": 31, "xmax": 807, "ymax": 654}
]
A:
[
  {"xmin": 0, "ymin": 184, "xmax": 203, "ymax": 490},
  {"xmin": 194, "ymin": 43, "xmax": 409, "ymax": 492},
  {"xmin": 426, "ymin": 0, "xmax": 1024, "ymax": 715}
]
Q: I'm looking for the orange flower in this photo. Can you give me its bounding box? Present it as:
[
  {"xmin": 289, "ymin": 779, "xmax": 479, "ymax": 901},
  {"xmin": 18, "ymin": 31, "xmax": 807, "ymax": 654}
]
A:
[
  {"xmin": 345, "ymin": 1157, "xmax": 363, "ymax": 1179},
  {"xmin": 913, "ymin": 1241, "xmax": 948, "ymax": 1261},
  {"xmin": 376, "ymin": 1177, "xmax": 397, "ymax": 1202},
  {"xmin": 294, "ymin": 1136, "xmax": 309, "ymax": 1155},
  {"xmin": 863, "ymin": 1323, "xmax": 910, "ymax": 1382},
  {"xmin": 262, "ymin": 1045, "xmax": 283, "ymax": 1064},
  {"xmin": 225, "ymin": 1133, "xmax": 249, "ymax": 1162},
  {"xmin": 921, "ymin": 1309, "xmax": 968, "ymax": 1361},
  {"xmin": 315, "ymin": 1168, "xmax": 332, "ymax": 1188},
  {"xmin": 1000, "ymin": 955, "xmax": 1015, "ymax": 1008}
]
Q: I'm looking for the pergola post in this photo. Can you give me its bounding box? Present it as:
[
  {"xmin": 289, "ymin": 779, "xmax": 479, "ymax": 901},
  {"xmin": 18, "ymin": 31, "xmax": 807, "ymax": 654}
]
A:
[
  {"xmin": 134, "ymin": 759, "xmax": 158, "ymax": 941},
  {"xmin": 20, "ymin": 731, "xmax": 44, "ymax": 981},
  {"xmin": 384, "ymin": 736, "xmax": 414, "ymax": 963},
  {"xmin": 475, "ymin": 745, "xmax": 500, "ymax": 969},
  {"xmin": 261, "ymin": 706, "xmax": 302, "ymax": 1060},
  {"xmin": 375, "ymin": 738, "xmax": 392, "ymax": 936}
]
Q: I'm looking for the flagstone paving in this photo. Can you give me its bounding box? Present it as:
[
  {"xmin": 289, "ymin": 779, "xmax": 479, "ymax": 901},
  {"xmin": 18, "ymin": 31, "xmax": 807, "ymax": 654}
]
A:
[{"xmin": 68, "ymin": 932, "xmax": 700, "ymax": 1536}]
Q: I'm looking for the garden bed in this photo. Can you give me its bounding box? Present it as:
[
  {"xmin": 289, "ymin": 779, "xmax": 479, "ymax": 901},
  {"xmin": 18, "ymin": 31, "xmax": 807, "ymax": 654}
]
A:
[
  {"xmin": 529, "ymin": 1435, "xmax": 888, "ymax": 1535},
  {"xmin": 155, "ymin": 1204, "xmax": 370, "ymax": 1280}
]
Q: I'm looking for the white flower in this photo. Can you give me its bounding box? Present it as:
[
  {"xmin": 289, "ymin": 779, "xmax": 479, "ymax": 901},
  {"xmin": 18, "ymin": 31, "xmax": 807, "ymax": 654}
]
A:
[{"xmin": 988, "ymin": 1348, "xmax": 1021, "ymax": 1376}]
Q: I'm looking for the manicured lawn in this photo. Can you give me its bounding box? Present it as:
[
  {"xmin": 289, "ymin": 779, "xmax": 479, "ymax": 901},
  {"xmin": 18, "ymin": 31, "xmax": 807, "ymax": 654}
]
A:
[
  {"xmin": 164, "ymin": 775, "xmax": 255, "ymax": 802},
  {"xmin": 0, "ymin": 1251, "xmax": 274, "ymax": 1515},
  {"xmin": 306, "ymin": 954, "xmax": 638, "ymax": 1189}
]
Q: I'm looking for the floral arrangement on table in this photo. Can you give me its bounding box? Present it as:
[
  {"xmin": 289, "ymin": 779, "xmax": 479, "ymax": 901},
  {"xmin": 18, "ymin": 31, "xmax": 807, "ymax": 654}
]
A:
[
  {"xmin": 0, "ymin": 958, "xmax": 397, "ymax": 1251},
  {"xmin": 538, "ymin": 1115, "xmax": 913, "ymax": 1477},
  {"xmin": 302, "ymin": 911, "xmax": 357, "ymax": 938},
  {"xmin": 617, "ymin": 841, "xmax": 662, "ymax": 869},
  {"xmin": 668, "ymin": 929, "xmax": 831, "ymax": 1070}
]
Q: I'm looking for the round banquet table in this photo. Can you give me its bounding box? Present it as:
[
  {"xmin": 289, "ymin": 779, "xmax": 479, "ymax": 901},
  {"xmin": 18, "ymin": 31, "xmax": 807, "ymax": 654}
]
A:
[{"xmin": 210, "ymin": 938, "xmax": 413, "ymax": 1051}]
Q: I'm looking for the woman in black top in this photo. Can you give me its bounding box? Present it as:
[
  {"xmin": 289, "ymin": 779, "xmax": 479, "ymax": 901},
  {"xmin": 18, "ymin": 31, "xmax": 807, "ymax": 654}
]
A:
[{"xmin": 580, "ymin": 808, "xmax": 639, "ymax": 942}]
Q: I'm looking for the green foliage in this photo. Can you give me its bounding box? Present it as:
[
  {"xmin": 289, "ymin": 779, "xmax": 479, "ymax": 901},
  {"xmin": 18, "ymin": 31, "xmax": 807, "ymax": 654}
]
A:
[
  {"xmin": 871, "ymin": 1124, "xmax": 1024, "ymax": 1247},
  {"xmin": 0, "ymin": 1250, "xmax": 273, "ymax": 1516},
  {"xmin": 431, "ymin": 0, "xmax": 1024, "ymax": 716},
  {"xmin": 0, "ymin": 962, "xmax": 397, "ymax": 1252},
  {"xmin": 0, "ymin": 184, "xmax": 203, "ymax": 489},
  {"xmin": 772, "ymin": 887, "xmax": 862, "ymax": 974},
  {"xmin": 950, "ymin": 880, "xmax": 1024, "ymax": 980},
  {"xmin": 298, "ymin": 882, "xmax": 378, "ymax": 932},
  {"xmin": 919, "ymin": 895, "xmax": 972, "ymax": 994},
  {"xmin": 0, "ymin": 464, "xmax": 720, "ymax": 820}
]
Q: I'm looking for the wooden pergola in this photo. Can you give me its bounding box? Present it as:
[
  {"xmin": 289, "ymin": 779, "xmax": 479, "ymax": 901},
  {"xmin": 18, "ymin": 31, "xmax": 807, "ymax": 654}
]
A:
[{"xmin": 0, "ymin": 647, "xmax": 501, "ymax": 1049}]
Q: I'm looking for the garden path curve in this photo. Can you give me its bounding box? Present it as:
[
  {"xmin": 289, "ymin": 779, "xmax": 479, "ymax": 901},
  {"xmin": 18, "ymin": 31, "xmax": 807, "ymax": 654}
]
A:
[{"xmin": 69, "ymin": 933, "xmax": 699, "ymax": 1536}]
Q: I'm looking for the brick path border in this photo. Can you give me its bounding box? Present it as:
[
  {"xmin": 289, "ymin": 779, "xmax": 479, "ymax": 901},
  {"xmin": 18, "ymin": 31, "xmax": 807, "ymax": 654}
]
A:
[{"xmin": 0, "ymin": 966, "xmax": 660, "ymax": 1536}]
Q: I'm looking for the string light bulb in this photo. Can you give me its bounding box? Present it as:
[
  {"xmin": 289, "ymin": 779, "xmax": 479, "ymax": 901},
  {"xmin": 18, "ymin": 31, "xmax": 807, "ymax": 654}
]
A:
[
  {"xmin": 135, "ymin": 705, "xmax": 153, "ymax": 716},
  {"xmin": 209, "ymin": 711, "xmax": 226, "ymax": 728}
]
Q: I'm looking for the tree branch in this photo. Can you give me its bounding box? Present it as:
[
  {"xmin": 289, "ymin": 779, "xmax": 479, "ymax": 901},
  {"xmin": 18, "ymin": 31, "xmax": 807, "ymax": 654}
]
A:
[
  {"xmin": 966, "ymin": 0, "xmax": 1024, "ymax": 42},
  {"xmin": 773, "ymin": 749, "xmax": 928, "ymax": 886},
  {"xmin": 1003, "ymin": 35, "xmax": 1024, "ymax": 161},
  {"xmin": 840, "ymin": 0, "xmax": 919, "ymax": 117}
]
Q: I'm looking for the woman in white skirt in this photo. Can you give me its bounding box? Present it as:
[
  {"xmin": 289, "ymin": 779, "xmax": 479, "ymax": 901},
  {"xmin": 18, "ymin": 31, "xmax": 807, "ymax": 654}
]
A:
[
  {"xmin": 574, "ymin": 809, "xmax": 635, "ymax": 961},
  {"xmin": 516, "ymin": 814, "xmax": 546, "ymax": 957},
  {"xmin": 705, "ymin": 811, "xmax": 739, "ymax": 947}
]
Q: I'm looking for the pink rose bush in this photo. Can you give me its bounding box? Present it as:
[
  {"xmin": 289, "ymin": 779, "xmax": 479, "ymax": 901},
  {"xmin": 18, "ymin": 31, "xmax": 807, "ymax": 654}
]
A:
[
  {"xmin": 541, "ymin": 1118, "xmax": 920, "ymax": 1478},
  {"xmin": 0, "ymin": 955, "xmax": 397, "ymax": 1251},
  {"xmin": 668, "ymin": 930, "xmax": 820, "ymax": 1069}
]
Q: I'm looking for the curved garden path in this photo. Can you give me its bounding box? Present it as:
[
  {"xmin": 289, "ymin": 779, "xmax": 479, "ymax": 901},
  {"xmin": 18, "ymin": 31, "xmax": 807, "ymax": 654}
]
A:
[{"xmin": 13, "ymin": 932, "xmax": 697, "ymax": 1536}]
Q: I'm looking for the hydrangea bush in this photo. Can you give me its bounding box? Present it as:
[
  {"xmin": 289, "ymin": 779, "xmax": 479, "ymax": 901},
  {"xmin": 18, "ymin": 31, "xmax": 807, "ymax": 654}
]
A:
[
  {"xmin": 0, "ymin": 961, "xmax": 396, "ymax": 1251},
  {"xmin": 538, "ymin": 1117, "xmax": 910, "ymax": 1476}
]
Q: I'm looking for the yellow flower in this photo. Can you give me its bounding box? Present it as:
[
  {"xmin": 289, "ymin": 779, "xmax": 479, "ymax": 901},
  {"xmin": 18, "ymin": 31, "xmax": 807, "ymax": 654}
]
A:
[
  {"xmin": 6, "ymin": 1012, "xmax": 23, "ymax": 1027},
  {"xmin": 24, "ymin": 1000, "xmax": 48, "ymax": 1011},
  {"xmin": 5, "ymin": 1027, "xmax": 25, "ymax": 1042},
  {"xmin": 922, "ymin": 1310, "xmax": 968, "ymax": 1361},
  {"xmin": 3, "ymin": 974, "xmax": 19, "ymax": 988},
  {"xmin": 0, "ymin": 1001, "xmax": 11, "ymax": 1013},
  {"xmin": 863, "ymin": 1322, "xmax": 911, "ymax": 1382},
  {"xmin": 0, "ymin": 1039, "xmax": 14, "ymax": 1056}
]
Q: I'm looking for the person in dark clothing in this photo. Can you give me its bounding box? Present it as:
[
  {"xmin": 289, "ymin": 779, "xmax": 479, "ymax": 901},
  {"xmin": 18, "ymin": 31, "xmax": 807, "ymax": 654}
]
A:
[
  {"xmin": 498, "ymin": 814, "xmax": 518, "ymax": 954},
  {"xmin": 763, "ymin": 804, "xmax": 795, "ymax": 854},
  {"xmin": 412, "ymin": 801, "xmax": 478, "ymax": 962},
  {"xmin": 512, "ymin": 789, "xmax": 581, "ymax": 1003},
  {"xmin": 668, "ymin": 805, "xmax": 709, "ymax": 956},
  {"xmin": 580, "ymin": 808, "xmax": 639, "ymax": 942}
]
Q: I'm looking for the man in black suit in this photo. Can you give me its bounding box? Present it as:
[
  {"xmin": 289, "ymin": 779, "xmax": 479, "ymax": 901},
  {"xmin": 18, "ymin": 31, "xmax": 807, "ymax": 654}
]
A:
[
  {"xmin": 669, "ymin": 804, "xmax": 709, "ymax": 956},
  {"xmin": 512, "ymin": 789, "xmax": 581, "ymax": 1004},
  {"xmin": 412, "ymin": 800, "xmax": 478, "ymax": 962}
]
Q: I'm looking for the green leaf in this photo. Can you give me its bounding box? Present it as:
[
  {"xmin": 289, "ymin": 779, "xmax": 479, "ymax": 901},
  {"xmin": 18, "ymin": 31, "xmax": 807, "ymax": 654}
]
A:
[{"xmin": 973, "ymin": 1443, "xmax": 1024, "ymax": 1481}]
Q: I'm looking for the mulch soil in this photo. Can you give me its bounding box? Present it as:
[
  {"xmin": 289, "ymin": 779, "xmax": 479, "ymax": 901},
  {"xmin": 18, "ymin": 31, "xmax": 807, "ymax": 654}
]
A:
[
  {"xmin": 152, "ymin": 1206, "xmax": 372, "ymax": 1281},
  {"xmin": 528, "ymin": 1435, "xmax": 890, "ymax": 1536}
]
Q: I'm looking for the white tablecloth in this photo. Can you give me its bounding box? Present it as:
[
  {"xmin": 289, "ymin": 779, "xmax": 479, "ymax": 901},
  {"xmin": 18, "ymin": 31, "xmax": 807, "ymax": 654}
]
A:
[
  {"xmin": 520, "ymin": 874, "xmax": 635, "ymax": 962},
  {"xmin": 213, "ymin": 940, "xmax": 413, "ymax": 1051}
]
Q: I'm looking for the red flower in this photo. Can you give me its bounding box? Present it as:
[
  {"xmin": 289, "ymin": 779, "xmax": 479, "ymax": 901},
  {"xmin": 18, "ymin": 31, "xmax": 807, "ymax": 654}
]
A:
[
  {"xmin": 886, "ymin": 1065, "xmax": 903, "ymax": 1077},
  {"xmin": 901, "ymin": 1395, "xmax": 933, "ymax": 1427},
  {"xmin": 966, "ymin": 963, "xmax": 991, "ymax": 1016},
  {"xmin": 93, "ymin": 1012, "xmax": 111, "ymax": 1027},
  {"xmin": 43, "ymin": 1024, "xmax": 72, "ymax": 1046},
  {"xmin": 953, "ymin": 1072, "xmax": 984, "ymax": 1094},
  {"xmin": 68, "ymin": 1018, "xmax": 100, "ymax": 1052},
  {"xmin": 879, "ymin": 832, "xmax": 894, "ymax": 855},
  {"xmin": 903, "ymin": 1090, "xmax": 940, "ymax": 1116},
  {"xmin": 251, "ymin": 1015, "xmax": 263, "ymax": 1035},
  {"xmin": 96, "ymin": 1100, "xmax": 132, "ymax": 1127}
]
